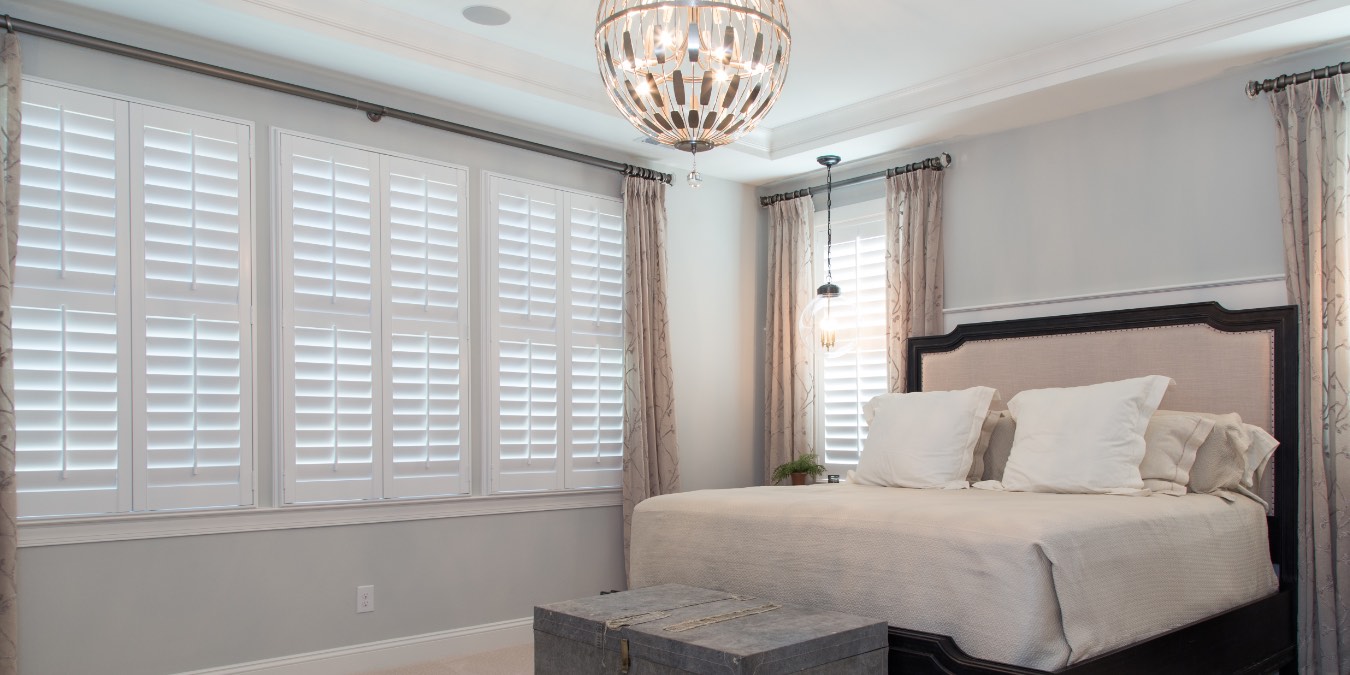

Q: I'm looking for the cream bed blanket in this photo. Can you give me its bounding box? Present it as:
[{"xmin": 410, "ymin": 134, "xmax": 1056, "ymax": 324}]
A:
[{"xmin": 629, "ymin": 484, "xmax": 1277, "ymax": 670}]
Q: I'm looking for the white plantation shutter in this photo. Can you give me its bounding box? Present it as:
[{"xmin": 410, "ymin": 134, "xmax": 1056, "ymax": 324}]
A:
[
  {"xmin": 279, "ymin": 134, "xmax": 381, "ymax": 503},
  {"xmin": 131, "ymin": 105, "xmax": 253, "ymax": 510},
  {"xmin": 14, "ymin": 82, "xmax": 132, "ymax": 517},
  {"xmin": 381, "ymin": 156, "xmax": 468, "ymax": 498},
  {"xmin": 487, "ymin": 175, "xmax": 622, "ymax": 493},
  {"xmin": 565, "ymin": 194, "xmax": 623, "ymax": 489},
  {"xmin": 489, "ymin": 177, "xmax": 562, "ymax": 492},
  {"xmin": 816, "ymin": 211, "xmax": 888, "ymax": 471}
]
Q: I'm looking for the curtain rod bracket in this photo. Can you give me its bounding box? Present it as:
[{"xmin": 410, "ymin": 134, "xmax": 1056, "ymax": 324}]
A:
[{"xmin": 366, "ymin": 107, "xmax": 385, "ymax": 123}]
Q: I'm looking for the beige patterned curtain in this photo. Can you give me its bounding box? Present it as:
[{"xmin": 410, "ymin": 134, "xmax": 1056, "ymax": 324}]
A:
[
  {"xmin": 621, "ymin": 175, "xmax": 680, "ymax": 574},
  {"xmin": 0, "ymin": 32, "xmax": 18, "ymax": 675},
  {"xmin": 885, "ymin": 169, "xmax": 945, "ymax": 392},
  {"xmin": 1271, "ymin": 75, "xmax": 1350, "ymax": 675},
  {"xmin": 764, "ymin": 196, "xmax": 816, "ymax": 483}
]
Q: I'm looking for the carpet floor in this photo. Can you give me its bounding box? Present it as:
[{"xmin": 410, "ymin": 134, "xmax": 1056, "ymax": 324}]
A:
[{"xmin": 364, "ymin": 643, "xmax": 532, "ymax": 675}]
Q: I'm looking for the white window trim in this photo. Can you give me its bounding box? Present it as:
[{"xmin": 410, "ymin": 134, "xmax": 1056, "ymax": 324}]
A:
[
  {"xmin": 17, "ymin": 488, "xmax": 620, "ymax": 547},
  {"xmin": 15, "ymin": 76, "xmax": 262, "ymax": 517}
]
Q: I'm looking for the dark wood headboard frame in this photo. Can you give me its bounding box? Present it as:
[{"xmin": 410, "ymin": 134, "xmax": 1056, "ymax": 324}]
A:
[{"xmin": 899, "ymin": 302, "xmax": 1299, "ymax": 675}]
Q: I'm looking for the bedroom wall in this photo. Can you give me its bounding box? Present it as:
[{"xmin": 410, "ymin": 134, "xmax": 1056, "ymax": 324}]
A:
[
  {"xmin": 758, "ymin": 43, "xmax": 1350, "ymax": 329},
  {"xmin": 11, "ymin": 10, "xmax": 762, "ymax": 675}
]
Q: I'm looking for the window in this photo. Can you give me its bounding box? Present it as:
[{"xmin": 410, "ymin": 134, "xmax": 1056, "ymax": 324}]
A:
[
  {"xmin": 277, "ymin": 133, "xmax": 468, "ymax": 504},
  {"xmin": 14, "ymin": 80, "xmax": 623, "ymax": 527},
  {"xmin": 813, "ymin": 201, "xmax": 887, "ymax": 474},
  {"xmin": 485, "ymin": 175, "xmax": 624, "ymax": 493},
  {"xmin": 15, "ymin": 80, "xmax": 254, "ymax": 517}
]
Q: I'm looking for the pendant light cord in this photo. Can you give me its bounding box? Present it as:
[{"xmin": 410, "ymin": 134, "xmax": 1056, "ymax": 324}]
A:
[{"xmin": 825, "ymin": 162, "xmax": 834, "ymax": 283}]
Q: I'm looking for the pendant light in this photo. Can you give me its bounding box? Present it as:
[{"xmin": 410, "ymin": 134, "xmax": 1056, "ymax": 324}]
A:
[
  {"xmin": 595, "ymin": 0, "xmax": 792, "ymax": 179},
  {"xmin": 798, "ymin": 155, "xmax": 853, "ymax": 357}
]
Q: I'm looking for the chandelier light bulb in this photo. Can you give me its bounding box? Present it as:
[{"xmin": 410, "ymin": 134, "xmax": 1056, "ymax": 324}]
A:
[{"xmin": 595, "ymin": 0, "xmax": 792, "ymax": 154}]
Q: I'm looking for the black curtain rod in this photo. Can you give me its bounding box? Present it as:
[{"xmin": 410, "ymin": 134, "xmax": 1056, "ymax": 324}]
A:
[
  {"xmin": 1246, "ymin": 60, "xmax": 1350, "ymax": 97},
  {"xmin": 759, "ymin": 153, "xmax": 952, "ymax": 207},
  {"xmin": 3, "ymin": 14, "xmax": 674, "ymax": 185}
]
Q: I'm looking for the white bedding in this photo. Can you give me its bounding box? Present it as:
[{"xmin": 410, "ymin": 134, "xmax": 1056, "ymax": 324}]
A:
[{"xmin": 628, "ymin": 484, "xmax": 1277, "ymax": 670}]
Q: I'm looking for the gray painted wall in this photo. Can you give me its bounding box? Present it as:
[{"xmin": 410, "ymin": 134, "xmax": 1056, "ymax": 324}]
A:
[
  {"xmin": 760, "ymin": 43, "xmax": 1350, "ymax": 312},
  {"xmin": 13, "ymin": 14, "xmax": 764, "ymax": 675}
]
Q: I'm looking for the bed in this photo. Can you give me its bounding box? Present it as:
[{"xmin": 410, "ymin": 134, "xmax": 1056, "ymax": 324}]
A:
[{"xmin": 629, "ymin": 302, "xmax": 1298, "ymax": 674}]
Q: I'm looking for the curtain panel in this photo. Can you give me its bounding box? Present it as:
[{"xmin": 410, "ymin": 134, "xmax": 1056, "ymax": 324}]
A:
[
  {"xmin": 1270, "ymin": 75, "xmax": 1350, "ymax": 675},
  {"xmin": 885, "ymin": 169, "xmax": 945, "ymax": 392},
  {"xmin": 621, "ymin": 175, "xmax": 680, "ymax": 574},
  {"xmin": 763, "ymin": 196, "xmax": 816, "ymax": 483},
  {"xmin": 0, "ymin": 32, "xmax": 18, "ymax": 675}
]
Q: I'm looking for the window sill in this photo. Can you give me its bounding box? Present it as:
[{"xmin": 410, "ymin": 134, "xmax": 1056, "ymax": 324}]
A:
[{"xmin": 18, "ymin": 489, "xmax": 622, "ymax": 548}]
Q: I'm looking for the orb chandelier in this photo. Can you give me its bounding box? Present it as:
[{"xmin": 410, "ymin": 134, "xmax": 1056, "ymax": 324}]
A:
[{"xmin": 595, "ymin": 0, "xmax": 792, "ymax": 186}]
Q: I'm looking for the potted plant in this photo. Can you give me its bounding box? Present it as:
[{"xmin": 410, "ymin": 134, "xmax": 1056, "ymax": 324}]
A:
[{"xmin": 771, "ymin": 453, "xmax": 827, "ymax": 486}]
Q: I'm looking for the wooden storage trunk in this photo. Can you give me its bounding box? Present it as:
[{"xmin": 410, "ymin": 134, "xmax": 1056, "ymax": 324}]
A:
[{"xmin": 534, "ymin": 584, "xmax": 887, "ymax": 674}]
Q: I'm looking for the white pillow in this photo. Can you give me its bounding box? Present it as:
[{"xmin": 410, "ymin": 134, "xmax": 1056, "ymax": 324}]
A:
[
  {"xmin": 999, "ymin": 376, "xmax": 1173, "ymax": 494},
  {"xmin": 853, "ymin": 387, "xmax": 998, "ymax": 489}
]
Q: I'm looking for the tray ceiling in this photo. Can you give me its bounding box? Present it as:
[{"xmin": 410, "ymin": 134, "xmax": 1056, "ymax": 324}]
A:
[{"xmin": 8, "ymin": 0, "xmax": 1350, "ymax": 184}]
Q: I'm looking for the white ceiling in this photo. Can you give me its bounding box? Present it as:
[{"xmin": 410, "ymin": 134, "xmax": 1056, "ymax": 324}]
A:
[{"xmin": 10, "ymin": 0, "xmax": 1350, "ymax": 184}]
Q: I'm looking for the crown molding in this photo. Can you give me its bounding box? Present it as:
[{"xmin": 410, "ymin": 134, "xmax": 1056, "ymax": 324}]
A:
[
  {"xmin": 232, "ymin": 0, "xmax": 613, "ymax": 111},
  {"xmin": 763, "ymin": 0, "xmax": 1347, "ymax": 158}
]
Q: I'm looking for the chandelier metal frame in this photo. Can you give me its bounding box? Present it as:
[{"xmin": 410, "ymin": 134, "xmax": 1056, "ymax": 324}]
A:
[{"xmin": 594, "ymin": 0, "xmax": 792, "ymax": 154}]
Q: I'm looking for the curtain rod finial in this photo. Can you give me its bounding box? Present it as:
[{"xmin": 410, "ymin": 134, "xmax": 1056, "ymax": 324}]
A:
[
  {"xmin": 939, "ymin": 153, "xmax": 952, "ymax": 168},
  {"xmin": 1245, "ymin": 81, "xmax": 1261, "ymax": 99}
]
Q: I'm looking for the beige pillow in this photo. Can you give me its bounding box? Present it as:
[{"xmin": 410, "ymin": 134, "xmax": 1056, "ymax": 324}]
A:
[
  {"xmin": 1154, "ymin": 410, "xmax": 1249, "ymax": 494},
  {"xmin": 981, "ymin": 410, "xmax": 1214, "ymax": 493},
  {"xmin": 967, "ymin": 410, "xmax": 1001, "ymax": 483},
  {"xmin": 1140, "ymin": 414, "xmax": 1214, "ymax": 495},
  {"xmin": 982, "ymin": 411, "xmax": 1016, "ymax": 482}
]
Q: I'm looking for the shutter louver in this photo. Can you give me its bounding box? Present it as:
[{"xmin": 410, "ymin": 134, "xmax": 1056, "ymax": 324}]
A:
[
  {"xmin": 141, "ymin": 317, "xmax": 246, "ymax": 509},
  {"xmin": 279, "ymin": 135, "xmax": 381, "ymax": 503},
  {"xmin": 291, "ymin": 326, "xmax": 377, "ymax": 502},
  {"xmin": 16, "ymin": 85, "xmax": 122, "ymax": 297},
  {"xmin": 819, "ymin": 218, "xmax": 888, "ymax": 470},
  {"xmin": 14, "ymin": 82, "xmax": 131, "ymax": 517},
  {"xmin": 487, "ymin": 176, "xmax": 623, "ymax": 493},
  {"xmin": 495, "ymin": 339, "xmax": 560, "ymax": 491},
  {"xmin": 387, "ymin": 333, "xmax": 463, "ymax": 497},
  {"xmin": 132, "ymin": 105, "xmax": 253, "ymax": 510},
  {"xmin": 13, "ymin": 307, "xmax": 124, "ymax": 516},
  {"xmin": 381, "ymin": 157, "xmax": 468, "ymax": 498},
  {"xmin": 495, "ymin": 182, "xmax": 559, "ymax": 332},
  {"xmin": 568, "ymin": 345, "xmax": 623, "ymax": 488}
]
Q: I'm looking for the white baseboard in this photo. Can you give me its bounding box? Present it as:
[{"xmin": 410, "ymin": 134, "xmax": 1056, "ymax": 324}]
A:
[
  {"xmin": 942, "ymin": 275, "xmax": 1287, "ymax": 331},
  {"xmin": 178, "ymin": 616, "xmax": 533, "ymax": 675}
]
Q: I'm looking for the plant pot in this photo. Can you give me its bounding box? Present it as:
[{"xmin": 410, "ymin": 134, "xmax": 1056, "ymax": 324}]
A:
[{"xmin": 790, "ymin": 472, "xmax": 808, "ymax": 486}]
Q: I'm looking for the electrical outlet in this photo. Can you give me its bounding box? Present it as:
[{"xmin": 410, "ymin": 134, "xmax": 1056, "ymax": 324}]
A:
[{"xmin": 356, "ymin": 585, "xmax": 375, "ymax": 613}]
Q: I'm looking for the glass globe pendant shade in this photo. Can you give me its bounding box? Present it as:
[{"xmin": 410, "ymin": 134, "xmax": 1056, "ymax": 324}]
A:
[
  {"xmin": 798, "ymin": 282, "xmax": 855, "ymax": 358},
  {"xmin": 594, "ymin": 0, "xmax": 792, "ymax": 153}
]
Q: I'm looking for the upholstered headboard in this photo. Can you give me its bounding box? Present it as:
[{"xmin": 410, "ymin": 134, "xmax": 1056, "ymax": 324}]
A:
[{"xmin": 906, "ymin": 302, "xmax": 1299, "ymax": 592}]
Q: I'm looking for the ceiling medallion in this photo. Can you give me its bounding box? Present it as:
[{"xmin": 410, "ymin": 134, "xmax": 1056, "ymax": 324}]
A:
[{"xmin": 595, "ymin": 0, "xmax": 792, "ymax": 186}]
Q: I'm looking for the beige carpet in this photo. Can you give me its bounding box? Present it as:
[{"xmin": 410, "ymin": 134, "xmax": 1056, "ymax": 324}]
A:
[{"xmin": 364, "ymin": 643, "xmax": 532, "ymax": 675}]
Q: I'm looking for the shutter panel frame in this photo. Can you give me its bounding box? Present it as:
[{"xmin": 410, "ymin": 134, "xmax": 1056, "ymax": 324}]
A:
[
  {"xmin": 130, "ymin": 103, "xmax": 255, "ymax": 512},
  {"xmin": 485, "ymin": 174, "xmax": 624, "ymax": 494},
  {"xmin": 278, "ymin": 132, "xmax": 384, "ymax": 505},
  {"xmin": 14, "ymin": 81, "xmax": 134, "ymax": 518}
]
